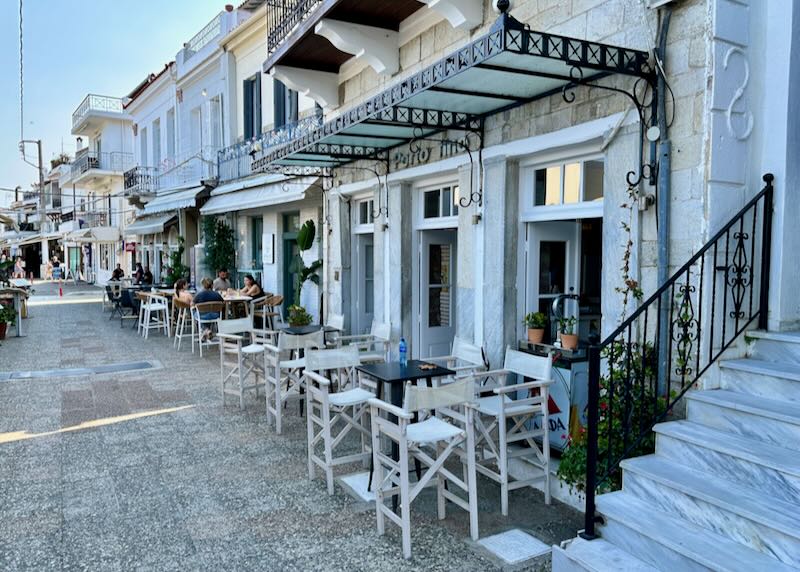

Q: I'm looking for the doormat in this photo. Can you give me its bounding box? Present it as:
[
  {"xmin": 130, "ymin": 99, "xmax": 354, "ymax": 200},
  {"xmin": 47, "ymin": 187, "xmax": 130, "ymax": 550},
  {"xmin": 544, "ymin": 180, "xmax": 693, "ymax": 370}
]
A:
[
  {"xmin": 0, "ymin": 360, "xmax": 163, "ymax": 381},
  {"xmin": 477, "ymin": 529, "xmax": 551, "ymax": 564}
]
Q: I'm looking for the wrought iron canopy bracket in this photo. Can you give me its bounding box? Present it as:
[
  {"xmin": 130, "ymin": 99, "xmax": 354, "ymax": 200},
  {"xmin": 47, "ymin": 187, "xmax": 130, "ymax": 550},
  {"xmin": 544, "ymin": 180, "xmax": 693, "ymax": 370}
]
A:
[
  {"xmin": 406, "ymin": 120, "xmax": 485, "ymax": 208},
  {"xmin": 561, "ymin": 65, "xmax": 659, "ymax": 188}
]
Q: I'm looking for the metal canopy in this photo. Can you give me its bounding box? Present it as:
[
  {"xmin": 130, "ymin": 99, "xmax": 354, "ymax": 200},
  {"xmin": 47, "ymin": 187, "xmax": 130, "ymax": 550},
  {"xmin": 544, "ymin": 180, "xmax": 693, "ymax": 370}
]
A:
[{"xmin": 253, "ymin": 11, "xmax": 654, "ymax": 173}]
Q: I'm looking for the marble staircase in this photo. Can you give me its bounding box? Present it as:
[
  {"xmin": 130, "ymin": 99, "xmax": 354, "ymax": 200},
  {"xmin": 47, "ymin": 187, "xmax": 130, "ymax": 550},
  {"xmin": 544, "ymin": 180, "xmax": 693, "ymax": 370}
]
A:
[{"xmin": 553, "ymin": 331, "xmax": 800, "ymax": 571}]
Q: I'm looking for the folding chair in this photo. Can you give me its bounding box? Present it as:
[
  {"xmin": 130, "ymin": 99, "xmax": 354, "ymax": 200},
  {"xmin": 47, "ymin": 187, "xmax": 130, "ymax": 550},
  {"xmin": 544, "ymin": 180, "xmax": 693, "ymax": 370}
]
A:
[
  {"xmin": 118, "ymin": 289, "xmax": 138, "ymax": 329},
  {"xmin": 338, "ymin": 320, "xmax": 391, "ymax": 363},
  {"xmin": 217, "ymin": 315, "xmax": 265, "ymax": 409},
  {"xmin": 466, "ymin": 346, "xmax": 553, "ymax": 515},
  {"xmin": 304, "ymin": 345, "xmax": 374, "ymax": 494},
  {"xmin": 324, "ymin": 313, "xmax": 345, "ymax": 347},
  {"xmin": 369, "ymin": 378, "xmax": 479, "ymax": 559},
  {"xmin": 428, "ymin": 337, "xmax": 488, "ymax": 379},
  {"xmin": 264, "ymin": 330, "xmax": 325, "ymax": 434},
  {"xmin": 192, "ymin": 302, "xmax": 225, "ymax": 357}
]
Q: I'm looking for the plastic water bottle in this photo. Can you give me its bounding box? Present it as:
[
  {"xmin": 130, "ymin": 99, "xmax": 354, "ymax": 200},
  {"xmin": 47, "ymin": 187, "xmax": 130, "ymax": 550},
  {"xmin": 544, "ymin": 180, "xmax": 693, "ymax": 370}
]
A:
[{"xmin": 399, "ymin": 338, "xmax": 408, "ymax": 367}]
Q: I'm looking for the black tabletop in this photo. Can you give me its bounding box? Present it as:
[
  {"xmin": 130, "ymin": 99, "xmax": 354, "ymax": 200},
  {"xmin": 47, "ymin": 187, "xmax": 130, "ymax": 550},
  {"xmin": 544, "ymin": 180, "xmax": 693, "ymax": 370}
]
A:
[
  {"xmin": 284, "ymin": 324, "xmax": 340, "ymax": 335},
  {"xmin": 356, "ymin": 360, "xmax": 455, "ymax": 384}
]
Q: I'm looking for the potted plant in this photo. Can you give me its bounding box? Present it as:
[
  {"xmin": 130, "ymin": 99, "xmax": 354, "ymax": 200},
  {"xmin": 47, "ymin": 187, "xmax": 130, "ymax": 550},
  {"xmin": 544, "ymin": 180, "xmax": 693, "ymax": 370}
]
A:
[
  {"xmin": 523, "ymin": 311, "xmax": 547, "ymax": 343},
  {"xmin": 0, "ymin": 303, "xmax": 16, "ymax": 340},
  {"xmin": 558, "ymin": 316, "xmax": 579, "ymax": 350},
  {"xmin": 287, "ymin": 304, "xmax": 312, "ymax": 327}
]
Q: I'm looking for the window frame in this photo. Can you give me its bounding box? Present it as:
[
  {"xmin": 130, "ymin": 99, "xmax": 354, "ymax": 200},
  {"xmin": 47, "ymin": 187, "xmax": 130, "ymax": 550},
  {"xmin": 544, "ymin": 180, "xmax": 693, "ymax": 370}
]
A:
[
  {"xmin": 519, "ymin": 153, "xmax": 605, "ymax": 223},
  {"xmin": 414, "ymin": 178, "xmax": 459, "ymax": 230}
]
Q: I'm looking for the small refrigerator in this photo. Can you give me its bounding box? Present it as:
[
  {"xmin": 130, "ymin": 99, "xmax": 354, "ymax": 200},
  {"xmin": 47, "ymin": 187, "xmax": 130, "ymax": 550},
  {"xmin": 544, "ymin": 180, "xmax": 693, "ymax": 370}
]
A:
[{"xmin": 518, "ymin": 342, "xmax": 589, "ymax": 452}]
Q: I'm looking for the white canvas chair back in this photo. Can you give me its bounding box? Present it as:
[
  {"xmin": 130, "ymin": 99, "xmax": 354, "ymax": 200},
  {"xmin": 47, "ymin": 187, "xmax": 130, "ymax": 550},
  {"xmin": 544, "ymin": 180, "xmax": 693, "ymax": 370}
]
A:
[
  {"xmin": 403, "ymin": 378, "xmax": 474, "ymax": 413},
  {"xmin": 278, "ymin": 330, "xmax": 325, "ymax": 352},
  {"xmin": 371, "ymin": 321, "xmax": 390, "ymax": 341},
  {"xmin": 452, "ymin": 337, "xmax": 484, "ymax": 367},
  {"xmin": 503, "ymin": 347, "xmax": 552, "ymax": 381},
  {"xmin": 305, "ymin": 345, "xmax": 361, "ymax": 372},
  {"xmin": 217, "ymin": 316, "xmax": 253, "ymax": 337},
  {"xmin": 326, "ymin": 313, "xmax": 345, "ymax": 332}
]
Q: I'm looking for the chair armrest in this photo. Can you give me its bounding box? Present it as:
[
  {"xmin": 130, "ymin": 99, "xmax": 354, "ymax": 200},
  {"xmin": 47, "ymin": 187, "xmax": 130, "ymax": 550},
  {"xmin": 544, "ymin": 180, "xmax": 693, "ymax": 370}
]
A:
[
  {"xmin": 466, "ymin": 368, "xmax": 511, "ymax": 382},
  {"xmin": 338, "ymin": 334, "xmax": 374, "ymax": 343},
  {"xmin": 368, "ymin": 397, "xmax": 413, "ymax": 420},
  {"xmin": 493, "ymin": 379, "xmax": 553, "ymax": 394},
  {"xmin": 217, "ymin": 333, "xmax": 245, "ymax": 341},
  {"xmin": 263, "ymin": 343, "xmax": 280, "ymax": 353},
  {"xmin": 304, "ymin": 370, "xmax": 330, "ymax": 386}
]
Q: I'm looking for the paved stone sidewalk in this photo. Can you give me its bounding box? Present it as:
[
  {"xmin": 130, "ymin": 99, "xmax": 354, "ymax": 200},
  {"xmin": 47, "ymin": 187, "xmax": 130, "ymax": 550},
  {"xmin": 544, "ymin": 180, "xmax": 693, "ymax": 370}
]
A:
[{"xmin": 0, "ymin": 282, "xmax": 581, "ymax": 571}]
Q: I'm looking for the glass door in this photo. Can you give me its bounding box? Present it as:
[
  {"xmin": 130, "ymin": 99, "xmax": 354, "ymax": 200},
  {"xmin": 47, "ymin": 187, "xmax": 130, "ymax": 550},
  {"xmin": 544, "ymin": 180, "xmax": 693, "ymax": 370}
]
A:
[
  {"xmin": 417, "ymin": 229, "xmax": 457, "ymax": 358},
  {"xmin": 354, "ymin": 234, "xmax": 374, "ymax": 334},
  {"xmin": 282, "ymin": 212, "xmax": 300, "ymax": 310},
  {"xmin": 527, "ymin": 221, "xmax": 580, "ymax": 342}
]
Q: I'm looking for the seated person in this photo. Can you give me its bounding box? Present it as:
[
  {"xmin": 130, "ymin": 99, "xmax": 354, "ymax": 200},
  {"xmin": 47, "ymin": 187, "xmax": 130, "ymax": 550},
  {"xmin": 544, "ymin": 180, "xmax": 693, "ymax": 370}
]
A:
[
  {"xmin": 133, "ymin": 263, "xmax": 144, "ymax": 284},
  {"xmin": 194, "ymin": 277, "xmax": 224, "ymax": 340},
  {"xmin": 212, "ymin": 268, "xmax": 231, "ymax": 292},
  {"xmin": 239, "ymin": 274, "xmax": 264, "ymax": 298},
  {"xmin": 111, "ymin": 264, "xmax": 124, "ymax": 281},
  {"xmin": 142, "ymin": 266, "xmax": 154, "ymax": 285},
  {"xmin": 173, "ymin": 278, "xmax": 194, "ymax": 304}
]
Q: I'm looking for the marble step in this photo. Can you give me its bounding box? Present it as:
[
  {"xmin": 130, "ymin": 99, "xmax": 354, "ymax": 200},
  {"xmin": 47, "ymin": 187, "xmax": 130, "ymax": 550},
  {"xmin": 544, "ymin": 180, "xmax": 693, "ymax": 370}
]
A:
[
  {"xmin": 719, "ymin": 358, "xmax": 800, "ymax": 402},
  {"xmin": 621, "ymin": 455, "xmax": 800, "ymax": 565},
  {"xmin": 654, "ymin": 420, "xmax": 800, "ymax": 506},
  {"xmin": 552, "ymin": 537, "xmax": 659, "ymax": 572},
  {"xmin": 596, "ymin": 491, "xmax": 799, "ymax": 572},
  {"xmin": 686, "ymin": 389, "xmax": 800, "ymax": 451},
  {"xmin": 747, "ymin": 331, "xmax": 800, "ymax": 366}
]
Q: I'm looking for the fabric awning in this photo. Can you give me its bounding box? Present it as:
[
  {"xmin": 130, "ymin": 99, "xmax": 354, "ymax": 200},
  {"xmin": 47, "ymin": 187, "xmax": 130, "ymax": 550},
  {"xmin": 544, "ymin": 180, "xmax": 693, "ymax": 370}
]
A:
[
  {"xmin": 253, "ymin": 11, "xmax": 653, "ymax": 172},
  {"xmin": 142, "ymin": 185, "xmax": 205, "ymax": 215},
  {"xmin": 124, "ymin": 214, "xmax": 176, "ymax": 236},
  {"xmin": 201, "ymin": 177, "xmax": 317, "ymax": 215},
  {"xmin": 66, "ymin": 227, "xmax": 120, "ymax": 243},
  {"xmin": 212, "ymin": 173, "xmax": 287, "ymax": 196},
  {"xmin": 0, "ymin": 214, "xmax": 18, "ymax": 231},
  {"xmin": 9, "ymin": 233, "xmax": 41, "ymax": 247}
]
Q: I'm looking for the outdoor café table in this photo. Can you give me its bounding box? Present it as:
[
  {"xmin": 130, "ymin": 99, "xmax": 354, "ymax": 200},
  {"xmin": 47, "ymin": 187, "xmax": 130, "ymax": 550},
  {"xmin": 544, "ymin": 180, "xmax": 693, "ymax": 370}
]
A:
[
  {"xmin": 356, "ymin": 360, "xmax": 456, "ymax": 508},
  {"xmin": 222, "ymin": 293, "xmax": 252, "ymax": 318}
]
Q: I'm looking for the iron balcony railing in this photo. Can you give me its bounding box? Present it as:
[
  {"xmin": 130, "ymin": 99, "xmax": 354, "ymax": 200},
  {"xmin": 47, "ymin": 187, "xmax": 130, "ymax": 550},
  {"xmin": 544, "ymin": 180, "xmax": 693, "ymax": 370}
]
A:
[
  {"xmin": 123, "ymin": 166, "xmax": 159, "ymax": 195},
  {"xmin": 72, "ymin": 94, "xmax": 124, "ymax": 129},
  {"xmin": 581, "ymin": 174, "xmax": 775, "ymax": 539},
  {"xmin": 183, "ymin": 13, "xmax": 223, "ymax": 61},
  {"xmin": 81, "ymin": 210, "xmax": 110, "ymax": 228},
  {"xmin": 267, "ymin": 0, "xmax": 323, "ymax": 55},
  {"xmin": 217, "ymin": 112, "xmax": 323, "ymax": 182},
  {"xmin": 71, "ymin": 150, "xmax": 135, "ymax": 177}
]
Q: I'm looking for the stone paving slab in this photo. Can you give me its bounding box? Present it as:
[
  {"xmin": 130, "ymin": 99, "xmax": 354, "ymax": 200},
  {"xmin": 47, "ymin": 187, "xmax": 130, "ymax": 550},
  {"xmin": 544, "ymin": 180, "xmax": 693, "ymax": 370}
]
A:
[{"xmin": 0, "ymin": 282, "xmax": 581, "ymax": 570}]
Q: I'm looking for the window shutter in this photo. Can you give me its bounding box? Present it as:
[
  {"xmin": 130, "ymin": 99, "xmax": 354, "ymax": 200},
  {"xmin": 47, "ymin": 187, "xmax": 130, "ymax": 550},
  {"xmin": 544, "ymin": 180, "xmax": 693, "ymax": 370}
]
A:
[
  {"xmin": 255, "ymin": 74, "xmax": 262, "ymax": 135},
  {"xmin": 243, "ymin": 79, "xmax": 253, "ymax": 140}
]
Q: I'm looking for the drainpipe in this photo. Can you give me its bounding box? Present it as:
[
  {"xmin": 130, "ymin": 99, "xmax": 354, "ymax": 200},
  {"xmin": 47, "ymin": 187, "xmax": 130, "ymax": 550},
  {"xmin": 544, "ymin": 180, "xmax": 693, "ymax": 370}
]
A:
[{"xmin": 656, "ymin": 10, "xmax": 672, "ymax": 395}]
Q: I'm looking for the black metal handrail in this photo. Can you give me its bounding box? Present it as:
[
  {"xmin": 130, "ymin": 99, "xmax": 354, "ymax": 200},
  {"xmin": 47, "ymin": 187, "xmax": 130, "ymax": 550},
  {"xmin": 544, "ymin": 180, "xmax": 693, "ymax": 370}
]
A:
[
  {"xmin": 582, "ymin": 173, "xmax": 775, "ymax": 538},
  {"xmin": 267, "ymin": 0, "xmax": 323, "ymax": 55}
]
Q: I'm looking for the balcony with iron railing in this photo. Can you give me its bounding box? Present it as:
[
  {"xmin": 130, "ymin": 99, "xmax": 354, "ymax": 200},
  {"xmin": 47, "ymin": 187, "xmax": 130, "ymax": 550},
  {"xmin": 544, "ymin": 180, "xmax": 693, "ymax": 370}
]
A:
[
  {"xmin": 267, "ymin": 0, "xmax": 323, "ymax": 55},
  {"xmin": 183, "ymin": 13, "xmax": 223, "ymax": 62},
  {"xmin": 72, "ymin": 94, "xmax": 126, "ymax": 133},
  {"xmin": 123, "ymin": 147, "xmax": 219, "ymax": 196},
  {"xmin": 71, "ymin": 149, "xmax": 135, "ymax": 179},
  {"xmin": 217, "ymin": 111, "xmax": 324, "ymax": 182}
]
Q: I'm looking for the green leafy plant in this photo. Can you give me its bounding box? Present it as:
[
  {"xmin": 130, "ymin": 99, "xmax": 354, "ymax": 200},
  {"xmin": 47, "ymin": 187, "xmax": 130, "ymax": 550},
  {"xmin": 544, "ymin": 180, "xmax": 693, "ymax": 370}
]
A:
[
  {"xmin": 202, "ymin": 217, "xmax": 236, "ymax": 278},
  {"xmin": 557, "ymin": 341, "xmax": 669, "ymax": 493},
  {"xmin": 558, "ymin": 315, "xmax": 577, "ymax": 335},
  {"xmin": 0, "ymin": 303, "xmax": 17, "ymax": 325},
  {"xmin": 287, "ymin": 304, "xmax": 312, "ymax": 327},
  {"xmin": 164, "ymin": 236, "xmax": 190, "ymax": 287},
  {"xmin": 290, "ymin": 219, "xmax": 322, "ymax": 304},
  {"xmin": 0, "ymin": 259, "xmax": 13, "ymax": 287},
  {"xmin": 523, "ymin": 311, "xmax": 547, "ymax": 329}
]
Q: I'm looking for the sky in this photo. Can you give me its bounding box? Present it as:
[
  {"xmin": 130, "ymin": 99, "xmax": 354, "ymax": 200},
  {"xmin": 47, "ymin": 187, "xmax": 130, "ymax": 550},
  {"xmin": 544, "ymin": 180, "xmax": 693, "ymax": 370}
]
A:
[{"xmin": 0, "ymin": 0, "xmax": 226, "ymax": 206}]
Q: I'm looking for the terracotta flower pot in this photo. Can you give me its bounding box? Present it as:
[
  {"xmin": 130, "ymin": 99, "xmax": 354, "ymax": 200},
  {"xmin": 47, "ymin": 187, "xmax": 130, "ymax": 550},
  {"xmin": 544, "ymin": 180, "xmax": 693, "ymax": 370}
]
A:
[
  {"xmin": 527, "ymin": 328, "xmax": 545, "ymax": 344},
  {"xmin": 559, "ymin": 333, "xmax": 579, "ymax": 350}
]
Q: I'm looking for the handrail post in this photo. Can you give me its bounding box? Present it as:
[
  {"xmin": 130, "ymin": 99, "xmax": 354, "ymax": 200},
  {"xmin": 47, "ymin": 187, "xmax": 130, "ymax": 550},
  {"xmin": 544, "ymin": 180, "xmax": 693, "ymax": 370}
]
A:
[
  {"xmin": 758, "ymin": 173, "xmax": 774, "ymax": 330},
  {"xmin": 581, "ymin": 344, "xmax": 601, "ymax": 540}
]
